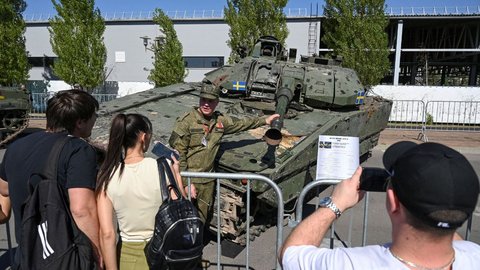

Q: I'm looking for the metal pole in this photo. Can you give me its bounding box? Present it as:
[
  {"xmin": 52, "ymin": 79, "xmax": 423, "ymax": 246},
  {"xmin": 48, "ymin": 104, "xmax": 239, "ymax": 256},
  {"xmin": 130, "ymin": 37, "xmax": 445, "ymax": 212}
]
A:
[
  {"xmin": 393, "ymin": 20, "xmax": 404, "ymax": 86},
  {"xmin": 216, "ymin": 178, "xmax": 221, "ymax": 270},
  {"xmin": 246, "ymin": 180, "xmax": 251, "ymax": 269},
  {"xmin": 295, "ymin": 179, "xmax": 341, "ymax": 222},
  {"xmin": 362, "ymin": 192, "xmax": 370, "ymax": 246}
]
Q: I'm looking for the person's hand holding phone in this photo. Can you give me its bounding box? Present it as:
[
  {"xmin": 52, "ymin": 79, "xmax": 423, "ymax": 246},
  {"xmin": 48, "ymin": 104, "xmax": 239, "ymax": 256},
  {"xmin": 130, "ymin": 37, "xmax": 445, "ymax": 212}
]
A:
[
  {"xmin": 359, "ymin": 167, "xmax": 390, "ymax": 192},
  {"xmin": 152, "ymin": 141, "xmax": 180, "ymax": 160},
  {"xmin": 331, "ymin": 166, "xmax": 365, "ymax": 213}
]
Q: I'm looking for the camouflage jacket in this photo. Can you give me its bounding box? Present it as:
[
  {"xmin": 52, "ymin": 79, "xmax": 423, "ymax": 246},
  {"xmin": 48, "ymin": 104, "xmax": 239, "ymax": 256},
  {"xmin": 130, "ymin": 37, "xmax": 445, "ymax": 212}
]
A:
[{"xmin": 169, "ymin": 107, "xmax": 267, "ymax": 184}]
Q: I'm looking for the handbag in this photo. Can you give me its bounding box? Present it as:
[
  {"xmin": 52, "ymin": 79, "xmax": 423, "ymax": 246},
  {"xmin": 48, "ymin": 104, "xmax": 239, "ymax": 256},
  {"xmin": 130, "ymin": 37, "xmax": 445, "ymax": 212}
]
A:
[{"xmin": 144, "ymin": 157, "xmax": 204, "ymax": 270}]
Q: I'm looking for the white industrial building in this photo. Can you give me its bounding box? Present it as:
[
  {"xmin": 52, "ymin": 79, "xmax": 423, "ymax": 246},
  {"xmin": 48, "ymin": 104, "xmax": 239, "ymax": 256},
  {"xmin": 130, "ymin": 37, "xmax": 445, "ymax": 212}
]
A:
[
  {"xmin": 25, "ymin": 12, "xmax": 312, "ymax": 96},
  {"xmin": 24, "ymin": 6, "xmax": 480, "ymax": 100}
]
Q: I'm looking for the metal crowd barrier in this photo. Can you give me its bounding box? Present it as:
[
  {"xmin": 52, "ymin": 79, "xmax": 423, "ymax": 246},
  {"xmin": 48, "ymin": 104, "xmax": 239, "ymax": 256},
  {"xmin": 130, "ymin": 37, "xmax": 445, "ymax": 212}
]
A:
[
  {"xmin": 30, "ymin": 92, "xmax": 49, "ymax": 115},
  {"xmin": 387, "ymin": 100, "xmax": 426, "ymax": 131},
  {"xmin": 387, "ymin": 100, "xmax": 427, "ymax": 142},
  {"xmin": 29, "ymin": 93, "xmax": 118, "ymax": 118},
  {"xmin": 288, "ymin": 179, "xmax": 477, "ymax": 248},
  {"xmin": 425, "ymin": 101, "xmax": 480, "ymax": 132},
  {"xmin": 387, "ymin": 100, "xmax": 480, "ymax": 142},
  {"xmin": 288, "ymin": 179, "xmax": 372, "ymax": 247},
  {"xmin": 0, "ymin": 172, "xmax": 283, "ymax": 269},
  {"xmin": 181, "ymin": 171, "xmax": 284, "ymax": 270}
]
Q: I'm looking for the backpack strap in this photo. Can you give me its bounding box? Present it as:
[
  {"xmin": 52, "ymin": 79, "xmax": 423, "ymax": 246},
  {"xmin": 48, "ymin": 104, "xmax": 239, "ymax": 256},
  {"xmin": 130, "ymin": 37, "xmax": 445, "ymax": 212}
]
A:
[
  {"xmin": 28, "ymin": 134, "xmax": 71, "ymax": 193},
  {"xmin": 42, "ymin": 135, "xmax": 71, "ymax": 182},
  {"xmin": 156, "ymin": 157, "xmax": 182, "ymax": 202},
  {"xmin": 161, "ymin": 158, "xmax": 182, "ymax": 199},
  {"xmin": 157, "ymin": 158, "xmax": 170, "ymax": 202}
]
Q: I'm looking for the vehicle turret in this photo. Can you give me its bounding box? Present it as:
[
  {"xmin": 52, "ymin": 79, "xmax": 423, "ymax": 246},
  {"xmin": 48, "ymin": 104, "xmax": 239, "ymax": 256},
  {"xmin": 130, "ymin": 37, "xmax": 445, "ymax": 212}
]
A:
[{"xmin": 204, "ymin": 36, "xmax": 366, "ymax": 145}]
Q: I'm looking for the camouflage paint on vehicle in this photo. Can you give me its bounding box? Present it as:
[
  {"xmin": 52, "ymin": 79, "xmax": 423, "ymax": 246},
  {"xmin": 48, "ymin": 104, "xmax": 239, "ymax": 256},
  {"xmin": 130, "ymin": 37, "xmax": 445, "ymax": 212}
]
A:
[
  {"xmin": 0, "ymin": 86, "xmax": 31, "ymax": 145},
  {"xmin": 91, "ymin": 36, "xmax": 392, "ymax": 244}
]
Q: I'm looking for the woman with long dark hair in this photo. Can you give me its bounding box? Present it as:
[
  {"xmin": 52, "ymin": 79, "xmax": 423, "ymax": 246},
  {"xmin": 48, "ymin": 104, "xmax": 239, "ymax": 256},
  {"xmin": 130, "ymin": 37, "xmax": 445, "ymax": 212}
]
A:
[{"xmin": 96, "ymin": 113, "xmax": 183, "ymax": 270}]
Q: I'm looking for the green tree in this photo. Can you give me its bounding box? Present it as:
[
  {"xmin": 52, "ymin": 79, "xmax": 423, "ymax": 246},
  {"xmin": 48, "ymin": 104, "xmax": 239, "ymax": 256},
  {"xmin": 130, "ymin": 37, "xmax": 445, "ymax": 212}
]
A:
[
  {"xmin": 323, "ymin": 0, "xmax": 389, "ymax": 88},
  {"xmin": 224, "ymin": 0, "xmax": 289, "ymax": 62},
  {"xmin": 0, "ymin": 0, "xmax": 29, "ymax": 86},
  {"xmin": 49, "ymin": 0, "xmax": 106, "ymax": 92},
  {"xmin": 148, "ymin": 9, "xmax": 185, "ymax": 88}
]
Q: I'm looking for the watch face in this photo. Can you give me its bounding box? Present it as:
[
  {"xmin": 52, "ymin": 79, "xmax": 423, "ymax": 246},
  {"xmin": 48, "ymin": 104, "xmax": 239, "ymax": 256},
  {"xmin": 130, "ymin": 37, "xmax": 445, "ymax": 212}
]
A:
[{"xmin": 319, "ymin": 197, "xmax": 332, "ymax": 207}]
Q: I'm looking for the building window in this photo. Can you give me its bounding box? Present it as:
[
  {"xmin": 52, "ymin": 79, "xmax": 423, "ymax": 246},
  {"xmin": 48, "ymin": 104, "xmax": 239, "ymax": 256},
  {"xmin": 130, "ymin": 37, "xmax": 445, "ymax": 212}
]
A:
[
  {"xmin": 183, "ymin": 56, "xmax": 224, "ymax": 68},
  {"xmin": 28, "ymin": 56, "xmax": 57, "ymax": 68}
]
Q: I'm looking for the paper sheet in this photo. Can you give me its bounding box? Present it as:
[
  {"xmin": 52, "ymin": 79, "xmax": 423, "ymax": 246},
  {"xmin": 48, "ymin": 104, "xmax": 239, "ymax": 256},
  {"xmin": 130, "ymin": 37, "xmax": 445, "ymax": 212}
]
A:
[{"xmin": 316, "ymin": 135, "xmax": 359, "ymax": 181}]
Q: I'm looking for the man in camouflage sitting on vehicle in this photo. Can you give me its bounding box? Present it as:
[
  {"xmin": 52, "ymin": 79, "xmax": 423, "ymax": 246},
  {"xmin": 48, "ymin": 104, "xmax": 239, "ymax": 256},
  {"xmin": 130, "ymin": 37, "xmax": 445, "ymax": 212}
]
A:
[{"xmin": 169, "ymin": 83, "xmax": 279, "ymax": 227}]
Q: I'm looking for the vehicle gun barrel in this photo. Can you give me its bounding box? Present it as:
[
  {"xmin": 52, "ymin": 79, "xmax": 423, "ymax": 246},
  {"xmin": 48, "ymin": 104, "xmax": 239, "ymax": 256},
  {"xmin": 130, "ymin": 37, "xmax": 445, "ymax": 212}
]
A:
[{"xmin": 264, "ymin": 85, "xmax": 293, "ymax": 145}]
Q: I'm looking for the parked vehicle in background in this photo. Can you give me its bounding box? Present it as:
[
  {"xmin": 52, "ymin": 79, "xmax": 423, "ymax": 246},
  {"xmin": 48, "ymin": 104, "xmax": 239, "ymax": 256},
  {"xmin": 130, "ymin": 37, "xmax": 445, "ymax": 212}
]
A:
[{"xmin": 0, "ymin": 86, "xmax": 31, "ymax": 145}]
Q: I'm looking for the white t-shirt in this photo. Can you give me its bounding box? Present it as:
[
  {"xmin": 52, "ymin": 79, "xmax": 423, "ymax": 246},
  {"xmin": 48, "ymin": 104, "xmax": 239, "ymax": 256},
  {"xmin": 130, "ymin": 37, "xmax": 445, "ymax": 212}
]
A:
[
  {"xmin": 106, "ymin": 157, "xmax": 164, "ymax": 242},
  {"xmin": 283, "ymin": 241, "xmax": 480, "ymax": 270}
]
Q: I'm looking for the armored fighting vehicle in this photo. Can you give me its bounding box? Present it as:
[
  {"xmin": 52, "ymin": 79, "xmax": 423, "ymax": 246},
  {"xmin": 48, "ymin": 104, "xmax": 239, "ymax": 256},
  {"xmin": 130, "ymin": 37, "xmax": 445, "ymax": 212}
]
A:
[
  {"xmin": 0, "ymin": 86, "xmax": 31, "ymax": 145},
  {"xmin": 90, "ymin": 36, "xmax": 392, "ymax": 244}
]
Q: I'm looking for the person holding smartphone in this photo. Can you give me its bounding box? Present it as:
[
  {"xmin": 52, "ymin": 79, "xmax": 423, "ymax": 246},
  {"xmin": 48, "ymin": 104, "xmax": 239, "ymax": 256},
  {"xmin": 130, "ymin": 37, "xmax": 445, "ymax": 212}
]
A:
[
  {"xmin": 96, "ymin": 113, "xmax": 184, "ymax": 269},
  {"xmin": 280, "ymin": 141, "xmax": 480, "ymax": 270},
  {"xmin": 169, "ymin": 83, "xmax": 280, "ymax": 228}
]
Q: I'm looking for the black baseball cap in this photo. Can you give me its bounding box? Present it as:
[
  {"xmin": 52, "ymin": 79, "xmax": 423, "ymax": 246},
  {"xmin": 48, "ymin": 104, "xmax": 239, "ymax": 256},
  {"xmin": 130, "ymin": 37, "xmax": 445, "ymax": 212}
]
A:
[{"xmin": 383, "ymin": 141, "xmax": 479, "ymax": 229}]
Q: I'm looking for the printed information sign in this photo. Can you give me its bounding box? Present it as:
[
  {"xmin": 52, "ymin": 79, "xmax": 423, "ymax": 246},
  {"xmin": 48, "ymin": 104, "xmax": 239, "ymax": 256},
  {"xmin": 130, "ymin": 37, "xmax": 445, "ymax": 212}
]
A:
[{"xmin": 316, "ymin": 135, "xmax": 359, "ymax": 181}]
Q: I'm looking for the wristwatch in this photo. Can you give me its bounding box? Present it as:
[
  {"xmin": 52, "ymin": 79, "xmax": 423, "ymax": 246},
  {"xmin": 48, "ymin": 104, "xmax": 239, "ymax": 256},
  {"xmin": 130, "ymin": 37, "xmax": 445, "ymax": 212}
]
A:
[{"xmin": 319, "ymin": 197, "xmax": 342, "ymax": 219}]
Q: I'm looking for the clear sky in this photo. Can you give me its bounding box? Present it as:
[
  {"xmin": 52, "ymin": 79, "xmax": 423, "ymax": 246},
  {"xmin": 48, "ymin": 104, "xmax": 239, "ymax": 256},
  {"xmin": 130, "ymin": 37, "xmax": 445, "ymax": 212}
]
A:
[{"xmin": 24, "ymin": 0, "xmax": 480, "ymax": 15}]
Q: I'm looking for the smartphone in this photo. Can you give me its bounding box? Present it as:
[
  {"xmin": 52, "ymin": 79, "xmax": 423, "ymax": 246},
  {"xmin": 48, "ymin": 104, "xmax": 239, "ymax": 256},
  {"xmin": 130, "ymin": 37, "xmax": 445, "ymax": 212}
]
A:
[
  {"xmin": 360, "ymin": 167, "xmax": 390, "ymax": 192},
  {"xmin": 152, "ymin": 142, "xmax": 179, "ymax": 160}
]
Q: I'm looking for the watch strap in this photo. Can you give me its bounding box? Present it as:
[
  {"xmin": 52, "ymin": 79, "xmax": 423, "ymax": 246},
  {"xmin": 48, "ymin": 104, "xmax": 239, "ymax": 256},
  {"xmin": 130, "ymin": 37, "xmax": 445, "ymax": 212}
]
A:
[
  {"xmin": 321, "ymin": 197, "xmax": 342, "ymax": 218},
  {"xmin": 327, "ymin": 201, "xmax": 342, "ymax": 219}
]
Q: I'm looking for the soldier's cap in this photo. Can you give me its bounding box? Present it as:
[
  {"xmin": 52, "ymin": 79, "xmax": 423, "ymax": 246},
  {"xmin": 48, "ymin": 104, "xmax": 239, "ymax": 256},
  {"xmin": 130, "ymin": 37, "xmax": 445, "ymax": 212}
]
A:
[
  {"xmin": 200, "ymin": 83, "xmax": 219, "ymax": 100},
  {"xmin": 383, "ymin": 141, "xmax": 479, "ymax": 229}
]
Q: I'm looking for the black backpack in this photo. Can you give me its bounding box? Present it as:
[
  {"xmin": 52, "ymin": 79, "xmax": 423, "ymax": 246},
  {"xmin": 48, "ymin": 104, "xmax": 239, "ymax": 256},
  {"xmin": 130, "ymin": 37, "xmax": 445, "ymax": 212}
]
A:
[
  {"xmin": 144, "ymin": 158, "xmax": 204, "ymax": 270},
  {"xmin": 19, "ymin": 136, "xmax": 97, "ymax": 270}
]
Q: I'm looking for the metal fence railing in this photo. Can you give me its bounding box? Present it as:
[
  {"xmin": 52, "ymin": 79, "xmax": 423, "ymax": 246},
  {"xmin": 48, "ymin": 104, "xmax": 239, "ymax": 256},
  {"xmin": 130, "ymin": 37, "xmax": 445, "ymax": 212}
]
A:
[
  {"xmin": 24, "ymin": 7, "xmax": 309, "ymax": 22},
  {"xmin": 23, "ymin": 6, "xmax": 480, "ymax": 22},
  {"xmin": 425, "ymin": 101, "xmax": 480, "ymax": 132},
  {"xmin": 1, "ymin": 141, "xmax": 477, "ymax": 267},
  {"xmin": 387, "ymin": 100, "xmax": 425, "ymax": 131},
  {"xmin": 288, "ymin": 179, "xmax": 478, "ymax": 248},
  {"xmin": 92, "ymin": 93, "xmax": 118, "ymax": 103},
  {"xmin": 387, "ymin": 100, "xmax": 480, "ymax": 141},
  {"xmin": 30, "ymin": 92, "xmax": 48, "ymax": 115},
  {"xmin": 29, "ymin": 93, "xmax": 118, "ymax": 118},
  {"xmin": 0, "ymin": 171, "xmax": 283, "ymax": 269},
  {"xmin": 385, "ymin": 5, "xmax": 480, "ymax": 16},
  {"xmin": 387, "ymin": 100, "xmax": 427, "ymax": 141},
  {"xmin": 31, "ymin": 94, "xmax": 480, "ymax": 138},
  {"xmin": 181, "ymin": 171, "xmax": 284, "ymax": 270},
  {"xmin": 288, "ymin": 179, "xmax": 372, "ymax": 247}
]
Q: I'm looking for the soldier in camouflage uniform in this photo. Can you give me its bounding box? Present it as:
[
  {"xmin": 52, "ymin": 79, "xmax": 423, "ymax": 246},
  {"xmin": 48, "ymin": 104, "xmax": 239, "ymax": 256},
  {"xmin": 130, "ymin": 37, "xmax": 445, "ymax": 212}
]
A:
[{"xmin": 169, "ymin": 83, "xmax": 279, "ymax": 225}]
